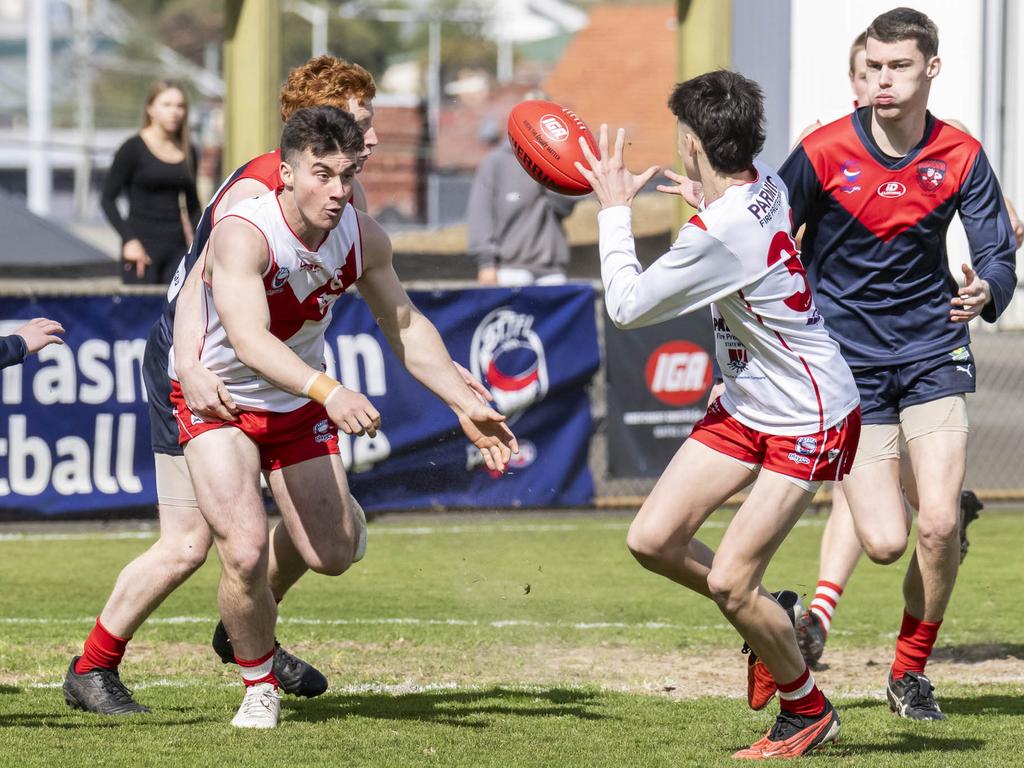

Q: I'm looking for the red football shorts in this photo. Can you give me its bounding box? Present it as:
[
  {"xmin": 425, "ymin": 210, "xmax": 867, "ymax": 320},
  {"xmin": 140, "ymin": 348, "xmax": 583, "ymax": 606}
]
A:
[
  {"xmin": 169, "ymin": 381, "xmax": 340, "ymax": 471},
  {"xmin": 689, "ymin": 399, "xmax": 861, "ymax": 483}
]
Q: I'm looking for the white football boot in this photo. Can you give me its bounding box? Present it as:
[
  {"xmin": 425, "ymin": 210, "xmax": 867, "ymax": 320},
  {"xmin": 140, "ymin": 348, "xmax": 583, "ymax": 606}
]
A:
[{"xmin": 230, "ymin": 683, "xmax": 281, "ymax": 729}]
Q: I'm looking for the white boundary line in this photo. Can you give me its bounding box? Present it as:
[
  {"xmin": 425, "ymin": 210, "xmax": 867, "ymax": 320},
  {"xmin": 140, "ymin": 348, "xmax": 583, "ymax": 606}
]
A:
[
  {"xmin": 0, "ymin": 518, "xmax": 826, "ymax": 543},
  {"xmin": 0, "ymin": 615, "xmax": 734, "ymax": 632}
]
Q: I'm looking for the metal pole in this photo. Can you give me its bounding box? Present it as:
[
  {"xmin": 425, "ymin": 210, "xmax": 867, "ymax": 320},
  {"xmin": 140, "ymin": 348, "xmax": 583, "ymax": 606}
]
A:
[
  {"xmin": 981, "ymin": 0, "xmax": 1005, "ymax": 173},
  {"xmin": 72, "ymin": 0, "xmax": 95, "ymax": 219},
  {"xmin": 27, "ymin": 0, "xmax": 52, "ymax": 216},
  {"xmin": 312, "ymin": 5, "xmax": 327, "ymax": 56},
  {"xmin": 426, "ymin": 18, "xmax": 441, "ymax": 227},
  {"xmin": 224, "ymin": 0, "xmax": 281, "ymax": 172}
]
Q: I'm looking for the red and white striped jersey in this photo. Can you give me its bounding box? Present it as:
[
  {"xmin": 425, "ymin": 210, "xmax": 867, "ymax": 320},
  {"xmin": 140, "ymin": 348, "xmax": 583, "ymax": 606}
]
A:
[
  {"xmin": 170, "ymin": 190, "xmax": 363, "ymax": 413},
  {"xmin": 598, "ymin": 161, "xmax": 858, "ymax": 435}
]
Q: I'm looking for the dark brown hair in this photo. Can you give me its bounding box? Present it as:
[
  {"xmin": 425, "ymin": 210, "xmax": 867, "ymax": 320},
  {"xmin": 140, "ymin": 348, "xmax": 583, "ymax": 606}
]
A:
[{"xmin": 866, "ymin": 7, "xmax": 939, "ymax": 59}]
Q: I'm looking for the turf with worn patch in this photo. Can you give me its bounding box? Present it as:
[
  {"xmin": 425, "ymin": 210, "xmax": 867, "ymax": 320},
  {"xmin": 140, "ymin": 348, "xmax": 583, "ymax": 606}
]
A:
[{"xmin": 1, "ymin": 509, "xmax": 1022, "ymax": 766}]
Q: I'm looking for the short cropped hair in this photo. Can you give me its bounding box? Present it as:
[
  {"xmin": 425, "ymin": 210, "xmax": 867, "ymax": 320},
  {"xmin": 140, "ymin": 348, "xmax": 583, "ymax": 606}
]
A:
[
  {"xmin": 667, "ymin": 70, "xmax": 765, "ymax": 174},
  {"xmin": 279, "ymin": 56, "xmax": 376, "ymax": 122},
  {"xmin": 849, "ymin": 31, "xmax": 867, "ymax": 75},
  {"xmin": 280, "ymin": 106, "xmax": 365, "ymax": 165},
  {"xmin": 866, "ymin": 7, "xmax": 939, "ymax": 60}
]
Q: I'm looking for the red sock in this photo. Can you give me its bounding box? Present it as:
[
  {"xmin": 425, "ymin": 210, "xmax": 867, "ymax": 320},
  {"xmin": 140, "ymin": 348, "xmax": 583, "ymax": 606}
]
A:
[
  {"xmin": 891, "ymin": 610, "xmax": 942, "ymax": 680},
  {"xmin": 236, "ymin": 648, "xmax": 278, "ymax": 688},
  {"xmin": 809, "ymin": 580, "xmax": 843, "ymax": 635},
  {"xmin": 778, "ymin": 666, "xmax": 826, "ymax": 717},
  {"xmin": 75, "ymin": 618, "xmax": 129, "ymax": 674}
]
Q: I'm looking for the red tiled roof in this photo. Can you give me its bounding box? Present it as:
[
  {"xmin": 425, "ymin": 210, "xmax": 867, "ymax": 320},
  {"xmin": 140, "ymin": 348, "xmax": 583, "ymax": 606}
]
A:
[{"xmin": 543, "ymin": 5, "xmax": 678, "ymax": 173}]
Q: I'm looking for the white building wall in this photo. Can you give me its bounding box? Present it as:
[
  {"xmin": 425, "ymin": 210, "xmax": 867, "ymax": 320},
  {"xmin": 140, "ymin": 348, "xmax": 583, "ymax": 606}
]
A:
[{"xmin": 788, "ymin": 1, "xmax": 987, "ymax": 303}]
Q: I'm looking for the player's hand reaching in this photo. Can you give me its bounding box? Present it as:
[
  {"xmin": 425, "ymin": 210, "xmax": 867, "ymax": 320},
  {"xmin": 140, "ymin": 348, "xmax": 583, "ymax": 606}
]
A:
[
  {"xmin": 455, "ymin": 402, "xmax": 518, "ymax": 473},
  {"xmin": 950, "ymin": 264, "xmax": 991, "ymax": 323},
  {"xmin": 14, "ymin": 317, "xmax": 64, "ymax": 355},
  {"xmin": 657, "ymin": 169, "xmax": 704, "ymax": 208},
  {"xmin": 454, "ymin": 361, "xmax": 493, "ymax": 405},
  {"xmin": 325, "ymin": 386, "xmax": 382, "ymax": 437},
  {"xmin": 575, "ymin": 124, "xmax": 660, "ymax": 209},
  {"xmin": 180, "ymin": 364, "xmax": 240, "ymax": 422}
]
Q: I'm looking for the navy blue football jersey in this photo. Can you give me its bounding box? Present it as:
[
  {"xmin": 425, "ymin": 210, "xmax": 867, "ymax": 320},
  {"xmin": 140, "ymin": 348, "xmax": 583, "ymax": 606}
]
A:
[{"xmin": 780, "ymin": 107, "xmax": 1016, "ymax": 368}]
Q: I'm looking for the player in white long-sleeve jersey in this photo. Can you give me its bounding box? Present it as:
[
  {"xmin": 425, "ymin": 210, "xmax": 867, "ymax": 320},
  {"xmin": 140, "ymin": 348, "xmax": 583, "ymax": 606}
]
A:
[{"xmin": 577, "ymin": 71, "xmax": 860, "ymax": 759}]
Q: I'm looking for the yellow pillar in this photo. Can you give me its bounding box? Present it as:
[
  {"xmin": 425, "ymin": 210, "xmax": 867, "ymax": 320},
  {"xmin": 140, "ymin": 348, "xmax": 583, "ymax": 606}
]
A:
[
  {"xmin": 224, "ymin": 0, "xmax": 281, "ymax": 172},
  {"xmin": 674, "ymin": 0, "xmax": 731, "ymax": 227}
]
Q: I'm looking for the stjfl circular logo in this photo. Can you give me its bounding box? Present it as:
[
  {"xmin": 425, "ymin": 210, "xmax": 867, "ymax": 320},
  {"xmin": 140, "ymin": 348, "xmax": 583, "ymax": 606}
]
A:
[
  {"xmin": 644, "ymin": 341, "xmax": 713, "ymax": 406},
  {"xmin": 470, "ymin": 307, "xmax": 549, "ymax": 421}
]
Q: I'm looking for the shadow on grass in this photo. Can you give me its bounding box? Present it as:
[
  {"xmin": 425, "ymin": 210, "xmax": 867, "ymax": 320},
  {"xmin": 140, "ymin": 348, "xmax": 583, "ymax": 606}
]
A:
[
  {"xmin": 0, "ymin": 685, "xmax": 20, "ymax": 695},
  {"xmin": 284, "ymin": 685, "xmax": 608, "ymax": 728},
  {"xmin": 930, "ymin": 643, "xmax": 1024, "ymax": 664},
  {"xmin": 841, "ymin": 694, "xmax": 1024, "ymax": 716},
  {"xmin": 832, "ymin": 733, "xmax": 984, "ymax": 756},
  {"xmin": 0, "ymin": 710, "xmax": 209, "ymax": 729}
]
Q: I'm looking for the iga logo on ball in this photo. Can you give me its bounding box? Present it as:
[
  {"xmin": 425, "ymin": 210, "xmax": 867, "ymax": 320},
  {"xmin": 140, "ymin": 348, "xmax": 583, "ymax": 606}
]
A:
[{"xmin": 507, "ymin": 99, "xmax": 598, "ymax": 196}]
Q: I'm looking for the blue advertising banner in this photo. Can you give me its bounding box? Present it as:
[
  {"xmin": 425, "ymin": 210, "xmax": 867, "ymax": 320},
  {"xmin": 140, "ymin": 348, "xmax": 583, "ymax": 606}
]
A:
[{"xmin": 0, "ymin": 286, "xmax": 598, "ymax": 517}]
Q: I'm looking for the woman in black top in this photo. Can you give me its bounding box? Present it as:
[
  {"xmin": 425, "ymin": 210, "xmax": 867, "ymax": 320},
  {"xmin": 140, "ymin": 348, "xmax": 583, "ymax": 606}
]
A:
[{"xmin": 101, "ymin": 80, "xmax": 201, "ymax": 285}]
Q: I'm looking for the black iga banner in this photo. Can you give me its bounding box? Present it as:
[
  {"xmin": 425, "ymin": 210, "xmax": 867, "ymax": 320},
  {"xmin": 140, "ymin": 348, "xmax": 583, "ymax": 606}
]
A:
[{"xmin": 604, "ymin": 312, "xmax": 716, "ymax": 477}]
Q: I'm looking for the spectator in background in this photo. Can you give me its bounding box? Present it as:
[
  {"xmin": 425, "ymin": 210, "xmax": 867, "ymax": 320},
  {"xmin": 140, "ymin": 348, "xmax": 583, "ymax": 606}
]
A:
[
  {"xmin": 468, "ymin": 116, "xmax": 578, "ymax": 286},
  {"xmin": 0, "ymin": 317, "xmax": 64, "ymax": 369},
  {"xmin": 101, "ymin": 80, "xmax": 201, "ymax": 285}
]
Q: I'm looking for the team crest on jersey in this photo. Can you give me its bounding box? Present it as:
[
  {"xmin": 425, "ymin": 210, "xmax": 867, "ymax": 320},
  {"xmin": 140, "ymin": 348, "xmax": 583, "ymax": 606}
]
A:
[
  {"xmin": 470, "ymin": 307, "xmax": 549, "ymax": 422},
  {"xmin": 727, "ymin": 347, "xmax": 749, "ymax": 373},
  {"xmin": 949, "ymin": 346, "xmax": 970, "ymax": 362},
  {"xmin": 270, "ymin": 266, "xmax": 290, "ymax": 290},
  {"xmin": 795, "ymin": 436, "xmax": 818, "ymax": 455},
  {"xmin": 916, "ymin": 159, "xmax": 947, "ymax": 193}
]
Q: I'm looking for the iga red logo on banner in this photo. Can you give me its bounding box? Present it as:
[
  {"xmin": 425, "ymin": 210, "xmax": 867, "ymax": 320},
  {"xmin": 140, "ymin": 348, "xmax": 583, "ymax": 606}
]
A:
[{"xmin": 644, "ymin": 341, "xmax": 712, "ymax": 406}]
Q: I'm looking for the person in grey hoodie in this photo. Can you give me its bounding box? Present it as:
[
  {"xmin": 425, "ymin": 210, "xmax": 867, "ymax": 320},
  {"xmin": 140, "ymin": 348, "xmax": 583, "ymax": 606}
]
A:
[
  {"xmin": 468, "ymin": 118, "xmax": 579, "ymax": 286},
  {"xmin": 0, "ymin": 317, "xmax": 64, "ymax": 370}
]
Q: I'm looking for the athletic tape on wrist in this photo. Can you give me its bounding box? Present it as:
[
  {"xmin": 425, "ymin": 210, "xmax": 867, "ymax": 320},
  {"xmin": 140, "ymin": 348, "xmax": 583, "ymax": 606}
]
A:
[{"xmin": 303, "ymin": 372, "xmax": 341, "ymax": 405}]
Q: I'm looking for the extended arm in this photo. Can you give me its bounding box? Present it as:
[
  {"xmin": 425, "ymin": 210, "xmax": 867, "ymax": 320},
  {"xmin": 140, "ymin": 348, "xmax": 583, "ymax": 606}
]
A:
[
  {"xmin": 356, "ymin": 212, "xmax": 516, "ymax": 470},
  {"xmin": 599, "ymin": 209, "xmax": 744, "ymax": 328}
]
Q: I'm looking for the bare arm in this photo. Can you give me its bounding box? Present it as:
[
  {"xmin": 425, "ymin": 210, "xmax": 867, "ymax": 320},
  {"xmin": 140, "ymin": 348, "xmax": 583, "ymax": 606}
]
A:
[
  {"xmin": 173, "ymin": 251, "xmax": 238, "ymax": 420},
  {"xmin": 355, "ymin": 212, "xmax": 516, "ymax": 469}
]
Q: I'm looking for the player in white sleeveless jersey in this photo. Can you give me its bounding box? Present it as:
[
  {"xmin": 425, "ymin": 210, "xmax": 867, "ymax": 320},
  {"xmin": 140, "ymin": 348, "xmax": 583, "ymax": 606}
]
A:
[
  {"xmin": 577, "ymin": 71, "xmax": 859, "ymax": 759},
  {"xmin": 176, "ymin": 106, "xmax": 517, "ymax": 728}
]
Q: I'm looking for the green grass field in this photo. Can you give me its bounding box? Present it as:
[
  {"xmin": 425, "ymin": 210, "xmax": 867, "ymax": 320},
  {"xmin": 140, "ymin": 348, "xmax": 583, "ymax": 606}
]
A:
[{"xmin": 1, "ymin": 509, "xmax": 1022, "ymax": 767}]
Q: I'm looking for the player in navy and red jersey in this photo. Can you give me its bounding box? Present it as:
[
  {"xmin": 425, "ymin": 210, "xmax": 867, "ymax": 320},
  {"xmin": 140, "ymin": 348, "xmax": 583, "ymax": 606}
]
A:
[
  {"xmin": 63, "ymin": 57, "xmax": 381, "ymax": 716},
  {"xmin": 791, "ymin": 31, "xmax": 1022, "ymax": 674},
  {"xmin": 779, "ymin": 8, "xmax": 1017, "ymax": 721}
]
